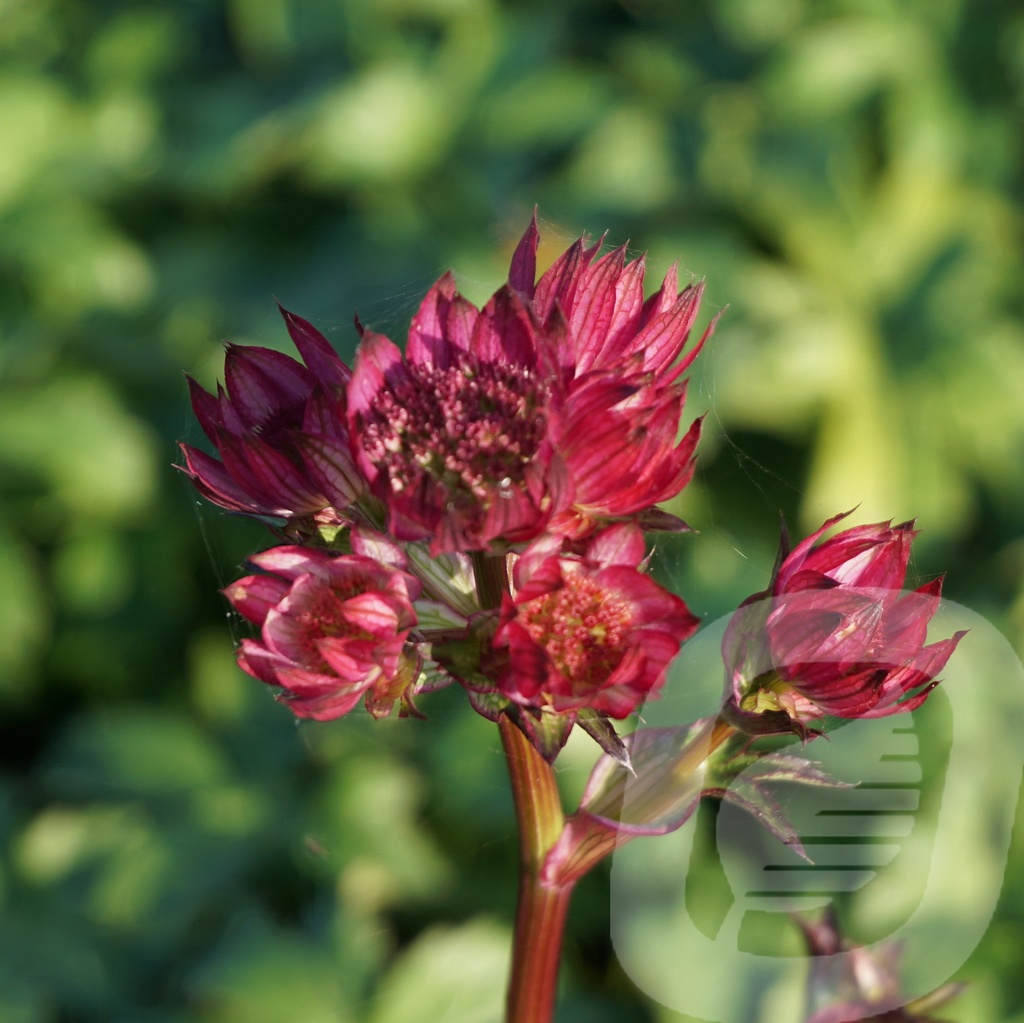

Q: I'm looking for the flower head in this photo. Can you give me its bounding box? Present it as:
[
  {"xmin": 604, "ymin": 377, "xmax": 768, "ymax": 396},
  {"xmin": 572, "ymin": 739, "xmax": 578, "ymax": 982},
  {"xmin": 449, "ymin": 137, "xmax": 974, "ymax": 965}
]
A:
[
  {"xmin": 493, "ymin": 523, "xmax": 699, "ymax": 719},
  {"xmin": 347, "ymin": 276, "xmax": 568, "ymax": 554},
  {"xmin": 223, "ymin": 534, "xmax": 421, "ymax": 720},
  {"xmin": 346, "ymin": 216, "xmax": 709, "ymax": 552},
  {"xmin": 179, "ymin": 305, "xmax": 364, "ymax": 523},
  {"xmin": 723, "ymin": 513, "xmax": 966, "ymax": 732}
]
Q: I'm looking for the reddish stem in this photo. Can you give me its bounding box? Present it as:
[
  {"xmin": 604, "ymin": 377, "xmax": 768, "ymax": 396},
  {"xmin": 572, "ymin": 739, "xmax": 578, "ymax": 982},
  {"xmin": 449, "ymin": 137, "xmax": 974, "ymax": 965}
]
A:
[{"xmin": 499, "ymin": 714, "xmax": 572, "ymax": 1023}]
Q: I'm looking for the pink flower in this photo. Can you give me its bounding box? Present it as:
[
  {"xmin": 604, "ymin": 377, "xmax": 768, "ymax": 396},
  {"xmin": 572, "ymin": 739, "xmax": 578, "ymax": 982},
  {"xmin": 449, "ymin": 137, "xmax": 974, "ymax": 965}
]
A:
[
  {"xmin": 345, "ymin": 215, "xmax": 710, "ymax": 552},
  {"xmin": 347, "ymin": 276, "xmax": 569, "ymax": 553},
  {"xmin": 492, "ymin": 524, "xmax": 699, "ymax": 719},
  {"xmin": 180, "ymin": 305, "xmax": 364, "ymax": 522},
  {"xmin": 723, "ymin": 513, "xmax": 966, "ymax": 730},
  {"xmin": 223, "ymin": 535, "xmax": 421, "ymax": 720}
]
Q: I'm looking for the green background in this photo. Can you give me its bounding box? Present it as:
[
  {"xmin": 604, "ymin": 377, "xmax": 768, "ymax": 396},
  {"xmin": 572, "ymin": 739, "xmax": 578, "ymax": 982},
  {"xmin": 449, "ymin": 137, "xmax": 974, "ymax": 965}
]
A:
[{"xmin": 1, "ymin": 0, "xmax": 1023, "ymax": 1019}]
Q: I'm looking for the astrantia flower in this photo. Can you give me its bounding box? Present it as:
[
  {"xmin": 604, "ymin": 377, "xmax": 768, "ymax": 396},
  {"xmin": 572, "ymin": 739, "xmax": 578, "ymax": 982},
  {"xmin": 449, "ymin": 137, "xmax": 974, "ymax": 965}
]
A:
[
  {"xmin": 723, "ymin": 513, "xmax": 966, "ymax": 731},
  {"xmin": 223, "ymin": 534, "xmax": 421, "ymax": 720},
  {"xmin": 346, "ymin": 216, "xmax": 709, "ymax": 552},
  {"xmin": 347, "ymin": 276, "xmax": 568, "ymax": 554},
  {"xmin": 180, "ymin": 305, "xmax": 364, "ymax": 523},
  {"xmin": 493, "ymin": 523, "xmax": 699, "ymax": 719}
]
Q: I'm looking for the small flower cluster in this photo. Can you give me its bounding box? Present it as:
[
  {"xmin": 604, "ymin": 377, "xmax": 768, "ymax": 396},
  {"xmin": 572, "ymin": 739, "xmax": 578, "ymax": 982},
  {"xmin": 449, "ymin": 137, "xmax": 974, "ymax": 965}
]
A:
[
  {"xmin": 182, "ymin": 215, "xmax": 707, "ymax": 757},
  {"xmin": 182, "ymin": 214, "xmax": 963, "ymax": 762}
]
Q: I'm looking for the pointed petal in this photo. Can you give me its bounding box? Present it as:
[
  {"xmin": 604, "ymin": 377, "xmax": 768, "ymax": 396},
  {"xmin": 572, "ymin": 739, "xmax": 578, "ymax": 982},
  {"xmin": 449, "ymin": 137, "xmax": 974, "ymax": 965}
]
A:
[
  {"xmin": 347, "ymin": 330, "xmax": 407, "ymax": 418},
  {"xmin": 407, "ymin": 272, "xmax": 460, "ymax": 367},
  {"xmin": 473, "ymin": 286, "xmax": 537, "ymax": 365},
  {"xmin": 186, "ymin": 376, "xmax": 225, "ymax": 443},
  {"xmin": 223, "ymin": 344, "xmax": 312, "ymax": 429},
  {"xmin": 627, "ymin": 281, "xmax": 705, "ymax": 374},
  {"xmin": 178, "ymin": 443, "xmax": 275, "ymax": 515},
  {"xmin": 222, "ymin": 432, "xmax": 325, "ymax": 513},
  {"xmin": 277, "ymin": 303, "xmax": 351, "ymax": 389},
  {"xmin": 508, "ymin": 209, "xmax": 539, "ymax": 299},
  {"xmin": 570, "ymin": 246, "xmax": 629, "ymax": 374},
  {"xmin": 533, "ymin": 235, "xmax": 590, "ymax": 322}
]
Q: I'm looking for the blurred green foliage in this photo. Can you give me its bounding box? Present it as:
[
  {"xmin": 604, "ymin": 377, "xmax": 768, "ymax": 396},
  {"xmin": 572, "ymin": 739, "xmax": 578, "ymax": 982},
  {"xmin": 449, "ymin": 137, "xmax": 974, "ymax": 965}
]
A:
[{"xmin": 1, "ymin": 0, "xmax": 1022, "ymax": 1020}]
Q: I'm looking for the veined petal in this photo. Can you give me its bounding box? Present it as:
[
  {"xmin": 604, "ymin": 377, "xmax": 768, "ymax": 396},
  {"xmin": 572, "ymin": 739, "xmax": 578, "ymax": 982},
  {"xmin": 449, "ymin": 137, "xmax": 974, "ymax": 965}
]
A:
[
  {"xmin": 587, "ymin": 521, "xmax": 647, "ymax": 568},
  {"xmin": 508, "ymin": 210, "xmax": 539, "ymax": 299},
  {"xmin": 248, "ymin": 544, "xmax": 333, "ymax": 580},
  {"xmin": 277, "ymin": 303, "xmax": 351, "ymax": 390},
  {"xmin": 224, "ymin": 344, "xmax": 312, "ymax": 430},
  {"xmin": 407, "ymin": 273, "xmax": 460, "ymax": 367},
  {"xmin": 341, "ymin": 592, "xmax": 404, "ymax": 634},
  {"xmin": 472, "ymin": 286, "xmax": 537, "ymax": 366},
  {"xmin": 347, "ymin": 330, "xmax": 408, "ymax": 417},
  {"xmin": 296, "ymin": 433, "xmax": 366, "ymax": 510},
  {"xmin": 626, "ymin": 281, "xmax": 705, "ymax": 375},
  {"xmin": 569, "ymin": 246, "xmax": 629, "ymax": 374},
  {"xmin": 227, "ymin": 433, "xmax": 326, "ymax": 514},
  {"xmin": 532, "ymin": 235, "xmax": 590, "ymax": 322},
  {"xmin": 178, "ymin": 443, "xmax": 284, "ymax": 516}
]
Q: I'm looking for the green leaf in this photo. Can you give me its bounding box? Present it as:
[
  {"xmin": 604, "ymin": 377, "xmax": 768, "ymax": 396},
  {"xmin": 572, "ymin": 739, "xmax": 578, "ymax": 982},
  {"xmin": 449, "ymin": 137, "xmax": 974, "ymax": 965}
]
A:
[{"xmin": 368, "ymin": 919, "xmax": 510, "ymax": 1023}]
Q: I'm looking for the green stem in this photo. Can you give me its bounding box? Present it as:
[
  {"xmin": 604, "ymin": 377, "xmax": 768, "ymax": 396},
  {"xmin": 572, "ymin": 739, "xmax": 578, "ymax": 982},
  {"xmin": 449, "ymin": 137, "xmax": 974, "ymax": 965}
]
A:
[
  {"xmin": 471, "ymin": 550, "xmax": 509, "ymax": 611},
  {"xmin": 499, "ymin": 714, "xmax": 572, "ymax": 1023}
]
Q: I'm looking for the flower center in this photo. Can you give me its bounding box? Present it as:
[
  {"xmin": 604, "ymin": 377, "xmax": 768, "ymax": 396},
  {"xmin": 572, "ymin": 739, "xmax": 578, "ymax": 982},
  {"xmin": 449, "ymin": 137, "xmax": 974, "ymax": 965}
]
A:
[
  {"xmin": 293, "ymin": 581, "xmax": 372, "ymax": 672},
  {"xmin": 360, "ymin": 358, "xmax": 547, "ymax": 503},
  {"xmin": 519, "ymin": 568, "xmax": 632, "ymax": 688}
]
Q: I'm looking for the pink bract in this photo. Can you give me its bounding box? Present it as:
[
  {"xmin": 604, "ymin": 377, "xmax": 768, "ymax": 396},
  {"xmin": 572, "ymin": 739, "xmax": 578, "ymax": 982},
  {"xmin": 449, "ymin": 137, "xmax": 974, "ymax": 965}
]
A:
[{"xmin": 223, "ymin": 538, "xmax": 421, "ymax": 720}]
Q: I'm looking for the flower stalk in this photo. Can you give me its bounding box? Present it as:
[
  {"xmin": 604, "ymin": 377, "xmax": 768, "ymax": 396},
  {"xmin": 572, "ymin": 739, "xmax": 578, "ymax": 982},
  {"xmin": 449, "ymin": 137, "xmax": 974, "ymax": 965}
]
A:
[{"xmin": 499, "ymin": 714, "xmax": 572, "ymax": 1023}]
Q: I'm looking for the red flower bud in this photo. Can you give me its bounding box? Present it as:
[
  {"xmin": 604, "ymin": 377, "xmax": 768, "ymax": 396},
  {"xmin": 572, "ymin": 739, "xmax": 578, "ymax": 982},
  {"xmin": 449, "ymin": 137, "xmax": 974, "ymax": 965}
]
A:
[
  {"xmin": 179, "ymin": 305, "xmax": 363, "ymax": 522},
  {"xmin": 724, "ymin": 513, "xmax": 965, "ymax": 729}
]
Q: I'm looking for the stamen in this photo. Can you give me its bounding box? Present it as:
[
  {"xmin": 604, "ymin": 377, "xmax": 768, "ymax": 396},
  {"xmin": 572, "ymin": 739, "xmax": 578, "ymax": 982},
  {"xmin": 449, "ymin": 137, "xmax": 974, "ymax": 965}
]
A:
[
  {"xmin": 360, "ymin": 358, "xmax": 547, "ymax": 502},
  {"xmin": 518, "ymin": 569, "xmax": 632, "ymax": 686}
]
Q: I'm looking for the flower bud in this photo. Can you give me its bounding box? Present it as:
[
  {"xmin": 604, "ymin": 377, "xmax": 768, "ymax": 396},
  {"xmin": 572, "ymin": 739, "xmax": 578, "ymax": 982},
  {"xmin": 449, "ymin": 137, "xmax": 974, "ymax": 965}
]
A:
[{"xmin": 723, "ymin": 513, "xmax": 965, "ymax": 732}]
